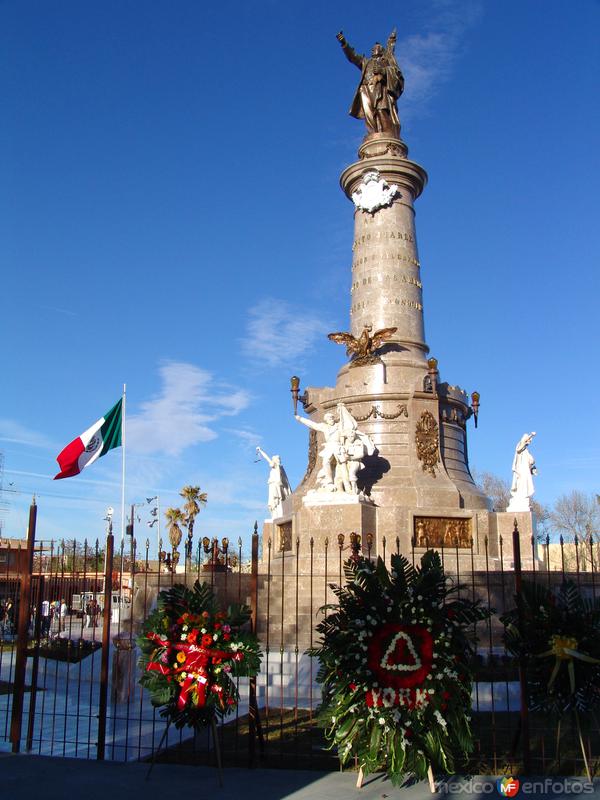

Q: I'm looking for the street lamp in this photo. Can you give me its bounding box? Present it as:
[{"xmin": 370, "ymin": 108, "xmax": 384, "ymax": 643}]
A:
[
  {"xmin": 201, "ymin": 536, "xmax": 232, "ymax": 572},
  {"xmin": 470, "ymin": 391, "xmax": 480, "ymax": 427}
]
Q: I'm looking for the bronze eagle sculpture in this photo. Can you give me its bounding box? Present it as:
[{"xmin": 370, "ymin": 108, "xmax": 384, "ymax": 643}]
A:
[{"xmin": 328, "ymin": 324, "xmax": 397, "ymax": 367}]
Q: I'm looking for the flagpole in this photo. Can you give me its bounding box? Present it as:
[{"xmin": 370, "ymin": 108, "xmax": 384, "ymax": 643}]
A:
[
  {"xmin": 121, "ymin": 383, "xmax": 126, "ymax": 549},
  {"xmin": 157, "ymin": 494, "xmax": 161, "ymax": 562}
]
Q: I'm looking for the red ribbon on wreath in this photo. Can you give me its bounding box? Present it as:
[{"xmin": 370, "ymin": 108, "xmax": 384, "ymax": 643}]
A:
[
  {"xmin": 367, "ymin": 623, "xmax": 434, "ymax": 689},
  {"xmin": 173, "ymin": 643, "xmax": 232, "ymax": 711},
  {"xmin": 145, "ymin": 633, "xmax": 244, "ymax": 711}
]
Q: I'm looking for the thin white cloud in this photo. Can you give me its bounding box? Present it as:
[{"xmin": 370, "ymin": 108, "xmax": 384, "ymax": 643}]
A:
[
  {"xmin": 204, "ymin": 483, "xmax": 265, "ymax": 514},
  {"xmin": 0, "ymin": 420, "xmax": 56, "ymax": 449},
  {"xmin": 399, "ymin": 0, "xmax": 483, "ymax": 117},
  {"xmin": 6, "ymin": 468, "xmax": 115, "ymax": 486},
  {"xmin": 38, "ymin": 304, "xmax": 78, "ymax": 317},
  {"xmin": 224, "ymin": 428, "xmax": 262, "ymax": 449},
  {"xmin": 127, "ymin": 361, "xmax": 250, "ymax": 457},
  {"xmin": 546, "ymin": 455, "xmax": 600, "ymax": 470},
  {"xmin": 243, "ymin": 298, "xmax": 331, "ymax": 368}
]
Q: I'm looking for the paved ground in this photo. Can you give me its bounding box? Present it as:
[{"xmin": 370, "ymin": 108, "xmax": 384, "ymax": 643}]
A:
[{"xmin": 2, "ymin": 754, "xmax": 600, "ymax": 800}]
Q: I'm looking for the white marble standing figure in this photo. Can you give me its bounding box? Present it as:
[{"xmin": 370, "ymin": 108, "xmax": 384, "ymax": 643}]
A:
[
  {"xmin": 507, "ymin": 432, "xmax": 537, "ymax": 512},
  {"xmin": 294, "ymin": 412, "xmax": 340, "ymax": 490},
  {"xmin": 294, "ymin": 403, "xmax": 376, "ymax": 495},
  {"xmin": 256, "ymin": 447, "xmax": 292, "ymax": 518}
]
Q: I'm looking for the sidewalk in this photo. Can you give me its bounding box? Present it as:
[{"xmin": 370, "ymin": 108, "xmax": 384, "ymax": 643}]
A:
[{"xmin": 1, "ymin": 755, "xmax": 600, "ymax": 800}]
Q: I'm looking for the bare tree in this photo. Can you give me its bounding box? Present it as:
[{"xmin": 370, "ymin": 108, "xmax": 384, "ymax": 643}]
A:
[
  {"xmin": 547, "ymin": 491, "xmax": 600, "ymax": 572},
  {"xmin": 472, "ymin": 469, "xmax": 550, "ymax": 537},
  {"xmin": 533, "ymin": 502, "xmax": 552, "ymax": 540},
  {"xmin": 472, "ymin": 470, "xmax": 511, "ymax": 511},
  {"xmin": 550, "ymin": 491, "xmax": 600, "ymax": 541}
]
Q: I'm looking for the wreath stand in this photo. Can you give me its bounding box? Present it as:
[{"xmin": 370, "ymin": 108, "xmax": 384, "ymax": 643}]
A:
[
  {"xmin": 247, "ymin": 679, "xmax": 266, "ymax": 766},
  {"xmin": 146, "ymin": 716, "xmax": 223, "ymax": 785},
  {"xmin": 354, "ymin": 762, "xmax": 436, "ymax": 792},
  {"xmin": 510, "ymin": 710, "xmax": 594, "ymax": 782},
  {"xmin": 555, "ymin": 710, "xmax": 594, "ymax": 782}
]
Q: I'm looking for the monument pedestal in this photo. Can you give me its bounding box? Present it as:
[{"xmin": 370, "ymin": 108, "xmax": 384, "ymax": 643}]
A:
[
  {"xmin": 490, "ymin": 512, "xmax": 541, "ymax": 569},
  {"xmin": 296, "ymin": 496, "xmax": 377, "ymax": 566},
  {"xmin": 262, "ymin": 497, "xmax": 377, "ymax": 572}
]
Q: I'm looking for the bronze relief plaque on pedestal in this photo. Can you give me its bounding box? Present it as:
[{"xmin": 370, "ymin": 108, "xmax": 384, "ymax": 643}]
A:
[
  {"xmin": 413, "ymin": 516, "xmax": 473, "ymax": 548},
  {"xmin": 277, "ymin": 521, "xmax": 293, "ymax": 553}
]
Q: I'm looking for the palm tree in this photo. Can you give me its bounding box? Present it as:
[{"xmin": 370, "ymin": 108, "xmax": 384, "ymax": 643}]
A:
[
  {"xmin": 164, "ymin": 507, "xmax": 185, "ymax": 553},
  {"xmin": 180, "ymin": 485, "xmax": 208, "ymax": 543}
]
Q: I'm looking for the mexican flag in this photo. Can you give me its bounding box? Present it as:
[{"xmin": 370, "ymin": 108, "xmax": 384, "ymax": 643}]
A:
[{"xmin": 54, "ymin": 398, "xmax": 122, "ymax": 480}]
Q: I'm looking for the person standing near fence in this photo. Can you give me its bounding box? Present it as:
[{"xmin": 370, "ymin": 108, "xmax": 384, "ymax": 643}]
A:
[
  {"xmin": 51, "ymin": 599, "xmax": 59, "ymax": 633},
  {"xmin": 59, "ymin": 598, "xmax": 68, "ymax": 634},
  {"xmin": 90, "ymin": 598, "xmax": 99, "ymax": 628},
  {"xmin": 41, "ymin": 599, "xmax": 51, "ymax": 637},
  {"xmin": 4, "ymin": 600, "xmax": 14, "ymax": 637}
]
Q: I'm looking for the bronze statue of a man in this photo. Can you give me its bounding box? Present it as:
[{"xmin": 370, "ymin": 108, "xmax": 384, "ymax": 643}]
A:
[{"xmin": 336, "ymin": 29, "xmax": 404, "ymax": 138}]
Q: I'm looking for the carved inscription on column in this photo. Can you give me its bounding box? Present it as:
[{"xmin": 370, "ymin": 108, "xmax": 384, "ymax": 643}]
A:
[
  {"xmin": 415, "ymin": 411, "xmax": 440, "ymax": 476},
  {"xmin": 413, "ymin": 517, "xmax": 473, "ymax": 549}
]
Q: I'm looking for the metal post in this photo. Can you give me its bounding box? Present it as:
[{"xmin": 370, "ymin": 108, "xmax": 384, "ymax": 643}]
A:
[
  {"xmin": 513, "ymin": 520, "xmax": 531, "ymax": 773},
  {"xmin": 156, "ymin": 495, "xmax": 161, "ymax": 564},
  {"xmin": 248, "ymin": 523, "xmax": 260, "ymax": 767},
  {"xmin": 25, "ymin": 574, "xmax": 44, "ymax": 751},
  {"xmin": 10, "ymin": 498, "xmax": 37, "ymax": 752},
  {"xmin": 97, "ymin": 523, "xmax": 114, "ymax": 759}
]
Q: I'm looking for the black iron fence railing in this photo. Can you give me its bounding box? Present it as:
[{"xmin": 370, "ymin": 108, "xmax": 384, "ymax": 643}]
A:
[{"xmin": 1, "ymin": 511, "xmax": 598, "ymax": 776}]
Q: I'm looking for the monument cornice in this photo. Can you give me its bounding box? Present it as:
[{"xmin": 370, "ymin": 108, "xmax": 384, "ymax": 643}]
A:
[{"xmin": 340, "ymin": 156, "xmax": 428, "ymax": 201}]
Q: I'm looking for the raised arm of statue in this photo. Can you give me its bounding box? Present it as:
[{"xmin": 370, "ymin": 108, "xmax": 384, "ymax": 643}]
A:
[
  {"xmin": 256, "ymin": 446, "xmax": 274, "ymax": 468},
  {"xmin": 336, "ymin": 30, "xmax": 363, "ymax": 69},
  {"xmin": 385, "ymin": 28, "xmax": 404, "ymax": 97},
  {"xmin": 386, "ymin": 28, "xmax": 397, "ymax": 56},
  {"xmin": 294, "ymin": 414, "xmax": 322, "ymax": 433}
]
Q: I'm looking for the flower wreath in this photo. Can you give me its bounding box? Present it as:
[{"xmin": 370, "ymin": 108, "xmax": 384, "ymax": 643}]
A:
[
  {"xmin": 309, "ymin": 551, "xmax": 489, "ymax": 785},
  {"xmin": 502, "ymin": 579, "xmax": 600, "ymax": 716},
  {"xmin": 138, "ymin": 581, "xmax": 261, "ymax": 729}
]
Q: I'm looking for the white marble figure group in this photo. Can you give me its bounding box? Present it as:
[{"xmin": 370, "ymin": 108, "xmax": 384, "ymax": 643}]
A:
[
  {"xmin": 295, "ymin": 403, "xmax": 376, "ymax": 496},
  {"xmin": 507, "ymin": 432, "xmax": 537, "ymax": 512}
]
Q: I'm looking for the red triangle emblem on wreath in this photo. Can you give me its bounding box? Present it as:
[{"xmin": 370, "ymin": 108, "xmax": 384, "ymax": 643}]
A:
[{"xmin": 380, "ymin": 631, "xmax": 422, "ymax": 672}]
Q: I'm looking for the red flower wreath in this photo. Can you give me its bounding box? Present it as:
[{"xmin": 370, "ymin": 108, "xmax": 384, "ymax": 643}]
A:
[{"xmin": 138, "ymin": 581, "xmax": 261, "ymax": 730}]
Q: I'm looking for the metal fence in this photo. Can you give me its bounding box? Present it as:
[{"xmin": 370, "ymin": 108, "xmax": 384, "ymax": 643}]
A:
[{"xmin": 1, "ymin": 503, "xmax": 599, "ymax": 776}]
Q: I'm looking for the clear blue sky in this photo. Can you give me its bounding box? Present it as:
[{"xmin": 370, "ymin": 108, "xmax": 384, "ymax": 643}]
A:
[{"xmin": 1, "ymin": 0, "xmax": 599, "ymax": 550}]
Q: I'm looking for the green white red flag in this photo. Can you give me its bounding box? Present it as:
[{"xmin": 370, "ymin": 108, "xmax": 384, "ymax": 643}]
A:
[{"xmin": 54, "ymin": 398, "xmax": 123, "ymax": 480}]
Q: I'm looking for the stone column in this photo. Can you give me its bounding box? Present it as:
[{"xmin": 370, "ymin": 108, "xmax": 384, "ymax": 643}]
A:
[{"xmin": 340, "ymin": 134, "xmax": 428, "ymax": 366}]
